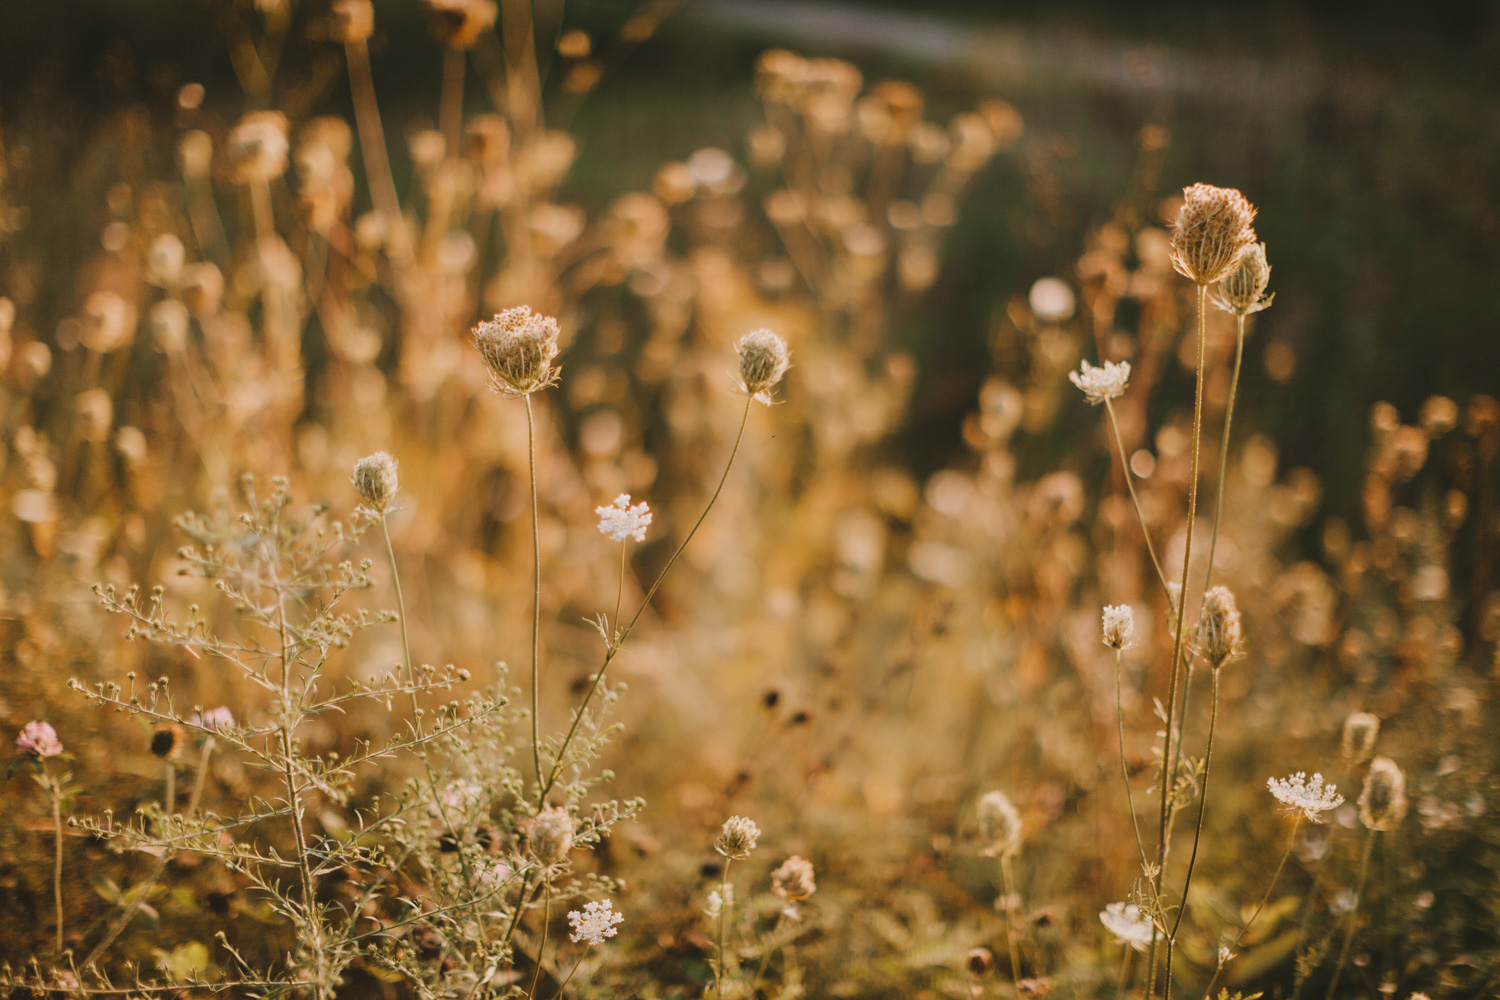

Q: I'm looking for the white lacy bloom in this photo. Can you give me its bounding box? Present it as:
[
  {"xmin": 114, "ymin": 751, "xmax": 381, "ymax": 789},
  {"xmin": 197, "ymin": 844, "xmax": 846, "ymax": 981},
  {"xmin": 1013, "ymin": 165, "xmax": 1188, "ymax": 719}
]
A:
[
  {"xmin": 1068, "ymin": 359, "xmax": 1131, "ymax": 405},
  {"xmin": 1267, "ymin": 772, "xmax": 1345, "ymax": 823},
  {"xmin": 1101, "ymin": 605, "xmax": 1135, "ymax": 650},
  {"xmin": 1099, "ymin": 902, "xmax": 1154, "ymax": 952},
  {"xmin": 568, "ymin": 899, "xmax": 624, "ymax": 945},
  {"xmin": 704, "ymin": 887, "xmax": 727, "ymax": 918},
  {"xmin": 596, "ymin": 494, "xmax": 652, "ymax": 542}
]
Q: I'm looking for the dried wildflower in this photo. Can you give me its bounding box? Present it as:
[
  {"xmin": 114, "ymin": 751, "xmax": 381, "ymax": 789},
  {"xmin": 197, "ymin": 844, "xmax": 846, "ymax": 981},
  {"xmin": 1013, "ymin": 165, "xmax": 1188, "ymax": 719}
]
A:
[
  {"xmin": 421, "ymin": 0, "xmax": 497, "ymax": 49},
  {"xmin": 352, "ymin": 451, "xmax": 399, "ymax": 514},
  {"xmin": 1267, "ymin": 772, "xmax": 1344, "ymax": 823},
  {"xmin": 329, "ymin": 0, "xmax": 374, "ymax": 43},
  {"xmin": 1197, "ymin": 586, "xmax": 1243, "ymax": 668},
  {"xmin": 977, "ymin": 790, "xmax": 1023, "ymax": 856},
  {"xmin": 1099, "ymin": 901, "xmax": 1153, "ymax": 952},
  {"xmin": 771, "ymin": 855, "xmax": 817, "ymax": 916},
  {"xmin": 715, "ymin": 815, "xmax": 760, "ymax": 860},
  {"xmin": 567, "ymin": 898, "xmax": 623, "ymax": 945},
  {"xmin": 1068, "ymin": 359, "xmax": 1130, "ymax": 405},
  {"xmin": 150, "ymin": 724, "xmax": 184, "ymax": 759},
  {"xmin": 734, "ymin": 328, "xmax": 791, "ymax": 402},
  {"xmin": 190, "ymin": 706, "xmax": 236, "ymax": 732},
  {"xmin": 596, "ymin": 494, "xmax": 652, "ymax": 542},
  {"xmin": 81, "ymin": 291, "xmax": 137, "ymax": 354},
  {"xmin": 1340, "ymin": 712, "xmax": 1380, "ymax": 764},
  {"xmin": 1101, "ymin": 604, "xmax": 1134, "ymax": 650},
  {"xmin": 227, "ymin": 111, "xmax": 290, "ymax": 184},
  {"xmin": 967, "ymin": 947, "xmax": 994, "ymax": 976},
  {"xmin": 1212, "ymin": 241, "xmax": 1273, "ymax": 316},
  {"xmin": 1169, "ymin": 183, "xmax": 1257, "ymax": 285},
  {"xmin": 1358, "ymin": 756, "xmax": 1408, "ymax": 832},
  {"xmin": 16, "ymin": 721, "xmax": 63, "ymax": 759},
  {"xmin": 531, "ymin": 807, "xmax": 575, "ymax": 864},
  {"xmin": 473, "ymin": 306, "xmax": 561, "ymax": 395}
]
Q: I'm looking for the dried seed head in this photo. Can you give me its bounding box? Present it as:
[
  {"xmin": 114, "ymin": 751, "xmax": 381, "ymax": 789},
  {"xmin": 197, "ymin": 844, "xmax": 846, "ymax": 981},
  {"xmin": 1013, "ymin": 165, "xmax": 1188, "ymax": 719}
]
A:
[
  {"xmin": 421, "ymin": 0, "xmax": 497, "ymax": 49},
  {"xmin": 771, "ymin": 855, "xmax": 816, "ymax": 903},
  {"xmin": 1197, "ymin": 586, "xmax": 1243, "ymax": 668},
  {"xmin": 530, "ymin": 807, "xmax": 575, "ymax": 865},
  {"xmin": 967, "ymin": 947, "xmax": 995, "ymax": 976},
  {"xmin": 329, "ymin": 0, "xmax": 374, "ymax": 43},
  {"xmin": 1341, "ymin": 712, "xmax": 1380, "ymax": 764},
  {"xmin": 1212, "ymin": 241, "xmax": 1273, "ymax": 316},
  {"xmin": 734, "ymin": 328, "xmax": 791, "ymax": 401},
  {"xmin": 352, "ymin": 451, "xmax": 399, "ymax": 513},
  {"xmin": 715, "ymin": 815, "xmax": 761, "ymax": 860},
  {"xmin": 1101, "ymin": 604, "xmax": 1134, "ymax": 650},
  {"xmin": 473, "ymin": 306, "xmax": 561, "ymax": 395},
  {"xmin": 1169, "ymin": 183, "xmax": 1257, "ymax": 285},
  {"xmin": 1358, "ymin": 756, "xmax": 1407, "ymax": 832},
  {"xmin": 977, "ymin": 790, "xmax": 1023, "ymax": 856},
  {"xmin": 227, "ymin": 111, "xmax": 290, "ymax": 185},
  {"xmin": 150, "ymin": 724, "xmax": 184, "ymax": 759}
]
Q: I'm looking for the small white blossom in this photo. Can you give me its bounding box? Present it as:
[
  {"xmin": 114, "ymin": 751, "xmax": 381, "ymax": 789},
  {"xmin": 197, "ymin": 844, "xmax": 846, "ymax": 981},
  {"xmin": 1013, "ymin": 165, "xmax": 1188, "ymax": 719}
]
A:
[
  {"xmin": 1068, "ymin": 359, "xmax": 1131, "ymax": 405},
  {"xmin": 1099, "ymin": 901, "xmax": 1154, "ymax": 952},
  {"xmin": 568, "ymin": 898, "xmax": 624, "ymax": 945},
  {"xmin": 1267, "ymin": 772, "xmax": 1345, "ymax": 823},
  {"xmin": 596, "ymin": 494, "xmax": 652, "ymax": 542},
  {"xmin": 704, "ymin": 886, "xmax": 731, "ymax": 918},
  {"xmin": 1101, "ymin": 604, "xmax": 1135, "ymax": 650}
]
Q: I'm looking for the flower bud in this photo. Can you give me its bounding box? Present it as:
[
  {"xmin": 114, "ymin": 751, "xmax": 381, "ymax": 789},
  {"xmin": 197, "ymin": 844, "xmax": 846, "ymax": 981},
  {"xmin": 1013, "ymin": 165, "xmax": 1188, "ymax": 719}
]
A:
[
  {"xmin": 1213, "ymin": 241, "xmax": 1273, "ymax": 316},
  {"xmin": 1198, "ymin": 586, "xmax": 1242, "ymax": 669},
  {"xmin": 1340, "ymin": 712, "xmax": 1380, "ymax": 764},
  {"xmin": 530, "ymin": 807, "xmax": 574, "ymax": 865},
  {"xmin": 734, "ymin": 328, "xmax": 790, "ymax": 400},
  {"xmin": 351, "ymin": 451, "xmax": 399, "ymax": 513},
  {"xmin": 1169, "ymin": 183, "xmax": 1257, "ymax": 285},
  {"xmin": 977, "ymin": 790, "xmax": 1022, "ymax": 856},
  {"xmin": 1357, "ymin": 756, "xmax": 1407, "ymax": 832}
]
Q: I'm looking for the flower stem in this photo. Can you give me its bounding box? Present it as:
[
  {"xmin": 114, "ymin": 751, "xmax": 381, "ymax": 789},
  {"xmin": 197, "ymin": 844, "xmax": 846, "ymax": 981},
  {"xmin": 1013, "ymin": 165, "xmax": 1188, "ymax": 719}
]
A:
[
  {"xmin": 716, "ymin": 858, "xmax": 733, "ymax": 997},
  {"xmin": 1202, "ymin": 812, "xmax": 1301, "ymax": 999},
  {"xmin": 529, "ymin": 880, "xmax": 552, "ymax": 999},
  {"xmin": 550, "ymin": 943, "xmax": 592, "ymax": 999},
  {"xmin": 1324, "ymin": 829, "xmax": 1376, "ymax": 1000},
  {"xmin": 1116, "ymin": 649, "xmax": 1149, "ymax": 875},
  {"xmin": 525, "ymin": 393, "xmax": 543, "ymax": 790},
  {"xmin": 1163, "ymin": 666, "xmax": 1220, "ymax": 1000},
  {"xmin": 999, "ymin": 852, "xmax": 1022, "ymax": 992},
  {"xmin": 1201, "ymin": 316, "xmax": 1246, "ymax": 596},
  {"xmin": 1104, "ymin": 398, "xmax": 1171, "ymax": 602},
  {"xmin": 46, "ymin": 767, "xmax": 64, "ymax": 955}
]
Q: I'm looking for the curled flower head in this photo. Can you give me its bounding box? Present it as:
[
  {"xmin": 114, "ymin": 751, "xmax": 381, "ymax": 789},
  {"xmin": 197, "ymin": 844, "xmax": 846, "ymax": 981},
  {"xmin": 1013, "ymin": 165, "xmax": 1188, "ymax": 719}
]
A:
[
  {"xmin": 734, "ymin": 329, "xmax": 791, "ymax": 402},
  {"xmin": 1169, "ymin": 183, "xmax": 1257, "ymax": 285},
  {"xmin": 1358, "ymin": 756, "xmax": 1408, "ymax": 832},
  {"xmin": 352, "ymin": 451, "xmax": 399, "ymax": 514},
  {"xmin": 1267, "ymin": 772, "xmax": 1344, "ymax": 823},
  {"xmin": 1101, "ymin": 605, "xmax": 1134, "ymax": 650},
  {"xmin": 715, "ymin": 815, "xmax": 760, "ymax": 860},
  {"xmin": 530, "ymin": 807, "xmax": 575, "ymax": 865},
  {"xmin": 1340, "ymin": 712, "xmax": 1379, "ymax": 764},
  {"xmin": 1212, "ymin": 241, "xmax": 1273, "ymax": 316},
  {"xmin": 16, "ymin": 721, "xmax": 63, "ymax": 759},
  {"xmin": 473, "ymin": 306, "xmax": 561, "ymax": 395},
  {"xmin": 567, "ymin": 898, "xmax": 624, "ymax": 945},
  {"xmin": 1197, "ymin": 586, "xmax": 1243, "ymax": 669},
  {"xmin": 1068, "ymin": 359, "xmax": 1130, "ymax": 405},
  {"xmin": 977, "ymin": 790, "xmax": 1023, "ymax": 857},
  {"xmin": 596, "ymin": 494, "xmax": 651, "ymax": 542},
  {"xmin": 1099, "ymin": 902, "xmax": 1153, "ymax": 952}
]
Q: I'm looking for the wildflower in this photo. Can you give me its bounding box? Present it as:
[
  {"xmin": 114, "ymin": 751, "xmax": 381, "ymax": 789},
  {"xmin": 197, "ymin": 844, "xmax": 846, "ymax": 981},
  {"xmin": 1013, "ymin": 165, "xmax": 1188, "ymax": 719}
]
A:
[
  {"xmin": 967, "ymin": 947, "xmax": 995, "ymax": 976},
  {"xmin": 704, "ymin": 885, "xmax": 732, "ymax": 918},
  {"xmin": 352, "ymin": 452, "xmax": 399, "ymax": 514},
  {"xmin": 1358, "ymin": 756, "xmax": 1408, "ymax": 832},
  {"xmin": 1068, "ymin": 359, "xmax": 1130, "ymax": 405},
  {"xmin": 596, "ymin": 494, "xmax": 652, "ymax": 542},
  {"xmin": 1101, "ymin": 604, "xmax": 1134, "ymax": 650},
  {"xmin": 1169, "ymin": 183, "xmax": 1258, "ymax": 285},
  {"xmin": 473, "ymin": 306, "xmax": 561, "ymax": 395},
  {"xmin": 150, "ymin": 724, "xmax": 184, "ymax": 760},
  {"xmin": 421, "ymin": 0, "xmax": 497, "ymax": 50},
  {"xmin": 1267, "ymin": 772, "xmax": 1344, "ymax": 823},
  {"xmin": 734, "ymin": 328, "xmax": 791, "ymax": 401},
  {"xmin": 1212, "ymin": 241, "xmax": 1273, "ymax": 316},
  {"xmin": 190, "ymin": 706, "xmax": 236, "ymax": 733},
  {"xmin": 146, "ymin": 234, "xmax": 186, "ymax": 288},
  {"xmin": 475, "ymin": 861, "xmax": 513, "ymax": 891},
  {"xmin": 1198, "ymin": 586, "xmax": 1243, "ymax": 668},
  {"xmin": 771, "ymin": 855, "xmax": 816, "ymax": 918},
  {"xmin": 530, "ymin": 806, "xmax": 575, "ymax": 864},
  {"xmin": 1340, "ymin": 712, "xmax": 1380, "ymax": 764},
  {"xmin": 1099, "ymin": 901, "xmax": 1153, "ymax": 952},
  {"xmin": 977, "ymin": 790, "xmax": 1023, "ymax": 857},
  {"xmin": 227, "ymin": 111, "xmax": 290, "ymax": 185},
  {"xmin": 16, "ymin": 721, "xmax": 63, "ymax": 759},
  {"xmin": 81, "ymin": 291, "xmax": 137, "ymax": 354},
  {"xmin": 715, "ymin": 815, "xmax": 760, "ymax": 860},
  {"xmin": 567, "ymin": 898, "xmax": 624, "ymax": 945}
]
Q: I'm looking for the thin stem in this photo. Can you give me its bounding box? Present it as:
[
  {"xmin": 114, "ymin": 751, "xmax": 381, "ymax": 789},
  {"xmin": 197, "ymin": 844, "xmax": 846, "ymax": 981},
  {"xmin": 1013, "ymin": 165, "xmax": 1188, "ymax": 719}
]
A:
[
  {"xmin": 1201, "ymin": 316, "xmax": 1246, "ymax": 596},
  {"xmin": 750, "ymin": 910, "xmax": 787, "ymax": 995},
  {"xmin": 550, "ymin": 943, "xmax": 592, "ymax": 999},
  {"xmin": 1164, "ymin": 666, "xmax": 1221, "ymax": 1000},
  {"xmin": 529, "ymin": 880, "xmax": 552, "ymax": 999},
  {"xmin": 613, "ymin": 540, "xmax": 627, "ymax": 641},
  {"xmin": 342, "ymin": 38, "xmax": 414, "ymax": 269},
  {"xmin": 440, "ymin": 46, "xmax": 466, "ymax": 157},
  {"xmin": 716, "ymin": 859, "xmax": 733, "ymax": 997},
  {"xmin": 1324, "ymin": 830, "xmax": 1376, "ymax": 1000},
  {"xmin": 999, "ymin": 853, "xmax": 1022, "ymax": 992},
  {"xmin": 538, "ymin": 396, "xmax": 755, "ymax": 807},
  {"xmin": 1104, "ymin": 398, "xmax": 1171, "ymax": 602},
  {"xmin": 382, "ymin": 518, "xmax": 419, "ymax": 730},
  {"xmin": 1202, "ymin": 813, "xmax": 1302, "ymax": 1000},
  {"xmin": 1116, "ymin": 649, "xmax": 1150, "ymax": 874},
  {"xmin": 46, "ymin": 768, "xmax": 64, "ymax": 955},
  {"xmin": 1118, "ymin": 946, "xmax": 1133, "ymax": 999},
  {"xmin": 525, "ymin": 394, "xmax": 544, "ymax": 789}
]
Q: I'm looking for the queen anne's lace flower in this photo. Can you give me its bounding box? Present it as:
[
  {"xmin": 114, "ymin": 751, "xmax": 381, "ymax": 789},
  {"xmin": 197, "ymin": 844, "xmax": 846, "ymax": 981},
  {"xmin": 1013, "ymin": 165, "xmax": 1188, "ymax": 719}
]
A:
[
  {"xmin": 596, "ymin": 494, "xmax": 652, "ymax": 542},
  {"xmin": 1068, "ymin": 359, "xmax": 1131, "ymax": 405},
  {"xmin": 568, "ymin": 898, "xmax": 624, "ymax": 945},
  {"xmin": 1267, "ymin": 772, "xmax": 1344, "ymax": 823},
  {"xmin": 1099, "ymin": 902, "xmax": 1153, "ymax": 952}
]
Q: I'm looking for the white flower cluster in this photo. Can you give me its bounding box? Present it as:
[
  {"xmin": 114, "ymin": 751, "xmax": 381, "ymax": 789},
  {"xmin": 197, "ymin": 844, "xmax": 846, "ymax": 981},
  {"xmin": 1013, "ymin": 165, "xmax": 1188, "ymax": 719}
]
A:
[
  {"xmin": 1099, "ymin": 901, "xmax": 1153, "ymax": 951},
  {"xmin": 596, "ymin": 494, "xmax": 652, "ymax": 542},
  {"xmin": 1068, "ymin": 359, "xmax": 1131, "ymax": 405},
  {"xmin": 1267, "ymin": 771, "xmax": 1344, "ymax": 823},
  {"xmin": 1101, "ymin": 604, "xmax": 1135, "ymax": 650},
  {"xmin": 568, "ymin": 898, "xmax": 624, "ymax": 945}
]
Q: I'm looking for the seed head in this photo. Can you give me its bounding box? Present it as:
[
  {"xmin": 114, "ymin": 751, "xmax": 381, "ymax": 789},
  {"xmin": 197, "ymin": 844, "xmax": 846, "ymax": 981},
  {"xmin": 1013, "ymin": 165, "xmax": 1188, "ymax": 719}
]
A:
[
  {"xmin": 473, "ymin": 306, "xmax": 561, "ymax": 395},
  {"xmin": 150, "ymin": 724, "xmax": 185, "ymax": 759},
  {"xmin": 227, "ymin": 111, "xmax": 290, "ymax": 185},
  {"xmin": 977, "ymin": 790, "xmax": 1022, "ymax": 856},
  {"xmin": 1169, "ymin": 183, "xmax": 1257, "ymax": 285},
  {"xmin": 1212, "ymin": 241, "xmax": 1273, "ymax": 316},
  {"xmin": 734, "ymin": 328, "xmax": 791, "ymax": 402},
  {"xmin": 1068, "ymin": 359, "xmax": 1130, "ymax": 405},
  {"xmin": 16, "ymin": 721, "xmax": 63, "ymax": 759},
  {"xmin": 352, "ymin": 451, "xmax": 399, "ymax": 514},
  {"xmin": 1340, "ymin": 712, "xmax": 1380, "ymax": 764},
  {"xmin": 1197, "ymin": 586, "xmax": 1243, "ymax": 669},
  {"xmin": 1358, "ymin": 756, "xmax": 1407, "ymax": 832},
  {"xmin": 530, "ymin": 807, "xmax": 575, "ymax": 865},
  {"xmin": 771, "ymin": 855, "xmax": 817, "ymax": 904},
  {"xmin": 715, "ymin": 815, "xmax": 760, "ymax": 860},
  {"xmin": 1101, "ymin": 604, "xmax": 1134, "ymax": 650}
]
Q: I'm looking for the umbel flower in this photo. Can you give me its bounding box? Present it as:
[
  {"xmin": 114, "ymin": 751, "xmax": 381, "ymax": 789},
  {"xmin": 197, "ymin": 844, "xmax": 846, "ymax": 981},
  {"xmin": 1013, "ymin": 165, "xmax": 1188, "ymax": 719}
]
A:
[
  {"xmin": 16, "ymin": 721, "xmax": 63, "ymax": 759},
  {"xmin": 1068, "ymin": 359, "xmax": 1130, "ymax": 405},
  {"xmin": 977, "ymin": 790, "xmax": 1023, "ymax": 857},
  {"xmin": 1099, "ymin": 902, "xmax": 1153, "ymax": 952},
  {"xmin": 734, "ymin": 329, "xmax": 791, "ymax": 402},
  {"xmin": 1358, "ymin": 756, "xmax": 1408, "ymax": 832},
  {"xmin": 1197, "ymin": 586, "xmax": 1243, "ymax": 668},
  {"xmin": 1101, "ymin": 605, "xmax": 1134, "ymax": 650},
  {"xmin": 596, "ymin": 494, "xmax": 652, "ymax": 542},
  {"xmin": 1169, "ymin": 183, "xmax": 1257, "ymax": 285},
  {"xmin": 567, "ymin": 898, "xmax": 624, "ymax": 945},
  {"xmin": 352, "ymin": 452, "xmax": 399, "ymax": 513},
  {"xmin": 715, "ymin": 815, "xmax": 760, "ymax": 860},
  {"xmin": 1213, "ymin": 241, "xmax": 1274, "ymax": 316},
  {"xmin": 474, "ymin": 306, "xmax": 561, "ymax": 395},
  {"xmin": 1267, "ymin": 772, "xmax": 1344, "ymax": 823}
]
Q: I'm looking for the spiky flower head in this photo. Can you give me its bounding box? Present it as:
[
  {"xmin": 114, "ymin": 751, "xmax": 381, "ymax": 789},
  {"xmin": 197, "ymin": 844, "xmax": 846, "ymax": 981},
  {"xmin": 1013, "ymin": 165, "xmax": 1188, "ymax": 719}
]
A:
[
  {"xmin": 596, "ymin": 494, "xmax": 652, "ymax": 542},
  {"xmin": 16, "ymin": 721, "xmax": 62, "ymax": 759},
  {"xmin": 352, "ymin": 451, "xmax": 399, "ymax": 513},
  {"xmin": 1267, "ymin": 772, "xmax": 1344, "ymax": 823},
  {"xmin": 771, "ymin": 855, "xmax": 817, "ymax": 904},
  {"xmin": 1099, "ymin": 902, "xmax": 1153, "ymax": 952},
  {"xmin": 1197, "ymin": 586, "xmax": 1243, "ymax": 669},
  {"xmin": 1340, "ymin": 712, "xmax": 1380, "ymax": 764},
  {"xmin": 735, "ymin": 328, "xmax": 791, "ymax": 402},
  {"xmin": 1101, "ymin": 605, "xmax": 1134, "ymax": 650},
  {"xmin": 977, "ymin": 790, "xmax": 1023, "ymax": 857},
  {"xmin": 474, "ymin": 306, "xmax": 561, "ymax": 395},
  {"xmin": 1068, "ymin": 359, "xmax": 1130, "ymax": 405},
  {"xmin": 1169, "ymin": 183, "xmax": 1257, "ymax": 285},
  {"xmin": 1212, "ymin": 241, "xmax": 1273, "ymax": 316},
  {"xmin": 1358, "ymin": 756, "xmax": 1408, "ymax": 832},
  {"xmin": 715, "ymin": 815, "xmax": 760, "ymax": 860},
  {"xmin": 567, "ymin": 898, "xmax": 624, "ymax": 945},
  {"xmin": 227, "ymin": 111, "xmax": 290, "ymax": 185},
  {"xmin": 530, "ymin": 807, "xmax": 575, "ymax": 865}
]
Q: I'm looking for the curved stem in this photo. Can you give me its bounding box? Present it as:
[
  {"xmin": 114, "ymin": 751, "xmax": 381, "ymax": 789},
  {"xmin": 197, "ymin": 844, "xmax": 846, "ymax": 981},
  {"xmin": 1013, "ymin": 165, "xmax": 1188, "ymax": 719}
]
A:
[
  {"xmin": 550, "ymin": 943, "xmax": 592, "ymax": 999},
  {"xmin": 1164, "ymin": 667, "xmax": 1220, "ymax": 999},
  {"xmin": 613, "ymin": 540, "xmax": 627, "ymax": 640},
  {"xmin": 529, "ymin": 880, "xmax": 552, "ymax": 999},
  {"xmin": 525, "ymin": 394, "xmax": 543, "ymax": 789},
  {"xmin": 750, "ymin": 910, "xmax": 787, "ymax": 996},
  {"xmin": 1324, "ymin": 830, "xmax": 1375, "ymax": 1000},
  {"xmin": 1116, "ymin": 649, "xmax": 1150, "ymax": 875},
  {"xmin": 999, "ymin": 853, "xmax": 1022, "ymax": 992},
  {"xmin": 1104, "ymin": 398, "xmax": 1171, "ymax": 602},
  {"xmin": 1202, "ymin": 812, "xmax": 1301, "ymax": 1000}
]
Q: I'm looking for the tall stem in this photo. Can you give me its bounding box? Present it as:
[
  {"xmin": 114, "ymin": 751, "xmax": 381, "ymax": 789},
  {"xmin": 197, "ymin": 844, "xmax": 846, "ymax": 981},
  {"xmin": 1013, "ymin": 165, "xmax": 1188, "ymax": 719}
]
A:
[
  {"xmin": 440, "ymin": 46, "xmax": 466, "ymax": 157},
  {"xmin": 550, "ymin": 943, "xmax": 592, "ymax": 999},
  {"xmin": 716, "ymin": 859, "xmax": 733, "ymax": 997},
  {"xmin": 1104, "ymin": 398, "xmax": 1171, "ymax": 602},
  {"xmin": 343, "ymin": 38, "xmax": 414, "ymax": 270},
  {"xmin": 1202, "ymin": 813, "xmax": 1301, "ymax": 1000},
  {"xmin": 1324, "ymin": 830, "xmax": 1375, "ymax": 1000},
  {"xmin": 382, "ymin": 518, "xmax": 419, "ymax": 730},
  {"xmin": 999, "ymin": 853, "xmax": 1022, "ymax": 992},
  {"xmin": 525, "ymin": 394, "xmax": 544, "ymax": 789},
  {"xmin": 1201, "ymin": 316, "xmax": 1246, "ymax": 596},
  {"xmin": 1164, "ymin": 667, "xmax": 1221, "ymax": 1000},
  {"xmin": 529, "ymin": 880, "xmax": 552, "ymax": 999},
  {"xmin": 1116, "ymin": 649, "xmax": 1149, "ymax": 874},
  {"xmin": 47, "ymin": 771, "xmax": 64, "ymax": 955}
]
